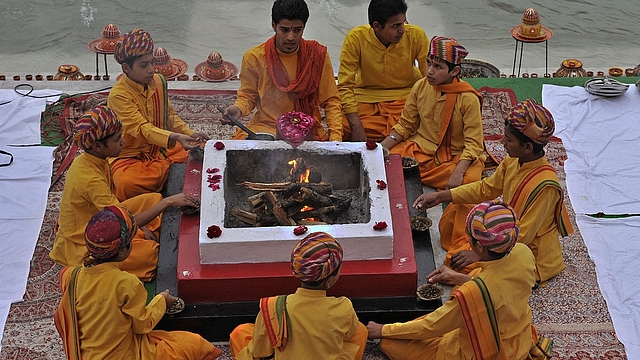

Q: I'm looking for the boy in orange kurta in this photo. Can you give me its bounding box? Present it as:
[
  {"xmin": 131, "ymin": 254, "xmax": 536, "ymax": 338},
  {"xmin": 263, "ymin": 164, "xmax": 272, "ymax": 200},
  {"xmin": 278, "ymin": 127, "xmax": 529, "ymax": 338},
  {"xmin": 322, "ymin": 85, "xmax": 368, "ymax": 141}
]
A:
[
  {"xmin": 55, "ymin": 205, "xmax": 221, "ymax": 360},
  {"xmin": 108, "ymin": 28, "xmax": 209, "ymax": 201},
  {"xmin": 221, "ymin": 0, "xmax": 343, "ymax": 142}
]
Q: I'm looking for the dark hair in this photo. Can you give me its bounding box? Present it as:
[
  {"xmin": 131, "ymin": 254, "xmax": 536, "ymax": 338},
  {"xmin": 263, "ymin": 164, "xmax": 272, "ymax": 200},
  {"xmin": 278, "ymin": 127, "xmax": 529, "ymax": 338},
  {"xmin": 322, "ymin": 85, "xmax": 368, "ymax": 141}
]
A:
[
  {"xmin": 122, "ymin": 54, "xmax": 146, "ymax": 69},
  {"xmin": 97, "ymin": 129, "xmax": 121, "ymax": 147},
  {"xmin": 272, "ymin": 0, "xmax": 309, "ymax": 25},
  {"xmin": 301, "ymin": 264, "xmax": 341, "ymax": 288},
  {"xmin": 428, "ymin": 54, "xmax": 458, "ymax": 73},
  {"xmin": 368, "ymin": 0, "xmax": 407, "ymax": 28},
  {"xmin": 469, "ymin": 236, "xmax": 507, "ymax": 260},
  {"xmin": 504, "ymin": 122, "xmax": 546, "ymax": 154}
]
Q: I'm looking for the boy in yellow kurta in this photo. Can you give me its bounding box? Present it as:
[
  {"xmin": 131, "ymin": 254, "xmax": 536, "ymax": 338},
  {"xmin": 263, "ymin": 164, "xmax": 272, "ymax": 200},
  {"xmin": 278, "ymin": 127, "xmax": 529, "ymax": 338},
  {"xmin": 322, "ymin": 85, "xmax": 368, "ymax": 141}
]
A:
[
  {"xmin": 229, "ymin": 232, "xmax": 368, "ymax": 359},
  {"xmin": 414, "ymin": 99, "xmax": 573, "ymax": 285},
  {"xmin": 49, "ymin": 105, "xmax": 199, "ymax": 281},
  {"xmin": 54, "ymin": 205, "xmax": 221, "ymax": 360},
  {"xmin": 338, "ymin": 0, "xmax": 428, "ymax": 142},
  {"xmin": 367, "ymin": 200, "xmax": 553, "ymax": 360},
  {"xmin": 108, "ymin": 28, "xmax": 209, "ymax": 201},
  {"xmin": 221, "ymin": 0, "xmax": 343, "ymax": 141}
]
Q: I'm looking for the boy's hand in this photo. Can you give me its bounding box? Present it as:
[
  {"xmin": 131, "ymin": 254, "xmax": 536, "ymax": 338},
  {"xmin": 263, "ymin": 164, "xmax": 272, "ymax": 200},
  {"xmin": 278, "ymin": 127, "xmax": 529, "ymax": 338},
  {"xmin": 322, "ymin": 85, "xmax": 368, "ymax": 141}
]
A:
[
  {"xmin": 345, "ymin": 113, "xmax": 367, "ymax": 142},
  {"xmin": 412, "ymin": 192, "xmax": 440, "ymax": 211},
  {"xmin": 160, "ymin": 289, "xmax": 177, "ymax": 306},
  {"xmin": 366, "ymin": 321, "xmax": 384, "ymax": 340},
  {"xmin": 165, "ymin": 193, "xmax": 199, "ymax": 208},
  {"xmin": 221, "ymin": 105, "xmax": 242, "ymax": 125},
  {"xmin": 427, "ymin": 266, "xmax": 470, "ymax": 285},
  {"xmin": 191, "ymin": 132, "xmax": 210, "ymax": 141},
  {"xmin": 450, "ymin": 250, "xmax": 482, "ymax": 271},
  {"xmin": 445, "ymin": 172, "xmax": 464, "ymax": 190},
  {"xmin": 140, "ymin": 226, "xmax": 157, "ymax": 241},
  {"xmin": 172, "ymin": 133, "xmax": 199, "ymax": 150}
]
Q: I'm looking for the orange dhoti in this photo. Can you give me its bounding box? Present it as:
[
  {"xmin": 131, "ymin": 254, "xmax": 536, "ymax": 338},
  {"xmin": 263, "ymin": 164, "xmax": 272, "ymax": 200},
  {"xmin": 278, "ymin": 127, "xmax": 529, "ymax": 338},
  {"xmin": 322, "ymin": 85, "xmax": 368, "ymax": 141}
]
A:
[
  {"xmin": 119, "ymin": 193, "xmax": 162, "ymax": 282},
  {"xmin": 230, "ymin": 322, "xmax": 368, "ymax": 360},
  {"xmin": 111, "ymin": 145, "xmax": 188, "ymax": 202},
  {"xmin": 389, "ymin": 140, "xmax": 483, "ymax": 189},
  {"xmin": 342, "ymin": 100, "xmax": 406, "ymax": 142},
  {"xmin": 150, "ymin": 330, "xmax": 222, "ymax": 360}
]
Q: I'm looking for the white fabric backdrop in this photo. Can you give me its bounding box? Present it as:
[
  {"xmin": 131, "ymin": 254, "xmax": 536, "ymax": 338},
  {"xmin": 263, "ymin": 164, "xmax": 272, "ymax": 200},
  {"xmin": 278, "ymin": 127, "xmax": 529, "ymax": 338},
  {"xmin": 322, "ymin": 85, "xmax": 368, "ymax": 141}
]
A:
[
  {"xmin": 543, "ymin": 84, "xmax": 640, "ymax": 360},
  {"xmin": 0, "ymin": 89, "xmax": 58, "ymax": 352}
]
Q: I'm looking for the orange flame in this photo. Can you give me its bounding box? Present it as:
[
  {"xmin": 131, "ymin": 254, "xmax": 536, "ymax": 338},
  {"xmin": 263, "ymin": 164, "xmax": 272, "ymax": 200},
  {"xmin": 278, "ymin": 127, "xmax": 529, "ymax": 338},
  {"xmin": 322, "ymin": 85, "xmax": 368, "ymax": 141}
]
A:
[{"xmin": 288, "ymin": 159, "xmax": 310, "ymax": 183}]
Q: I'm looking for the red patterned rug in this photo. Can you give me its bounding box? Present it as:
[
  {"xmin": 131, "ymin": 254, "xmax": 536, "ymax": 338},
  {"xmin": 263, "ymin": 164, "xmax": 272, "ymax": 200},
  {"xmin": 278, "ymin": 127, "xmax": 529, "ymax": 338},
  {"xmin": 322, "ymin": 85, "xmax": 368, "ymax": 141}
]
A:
[{"xmin": 0, "ymin": 89, "xmax": 626, "ymax": 359}]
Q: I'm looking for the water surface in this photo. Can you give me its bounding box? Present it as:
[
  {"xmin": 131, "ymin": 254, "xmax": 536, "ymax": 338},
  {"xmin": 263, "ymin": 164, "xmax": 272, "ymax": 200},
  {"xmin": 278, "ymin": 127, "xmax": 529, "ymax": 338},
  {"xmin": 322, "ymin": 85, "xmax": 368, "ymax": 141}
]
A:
[{"xmin": 1, "ymin": 0, "xmax": 639, "ymax": 76}]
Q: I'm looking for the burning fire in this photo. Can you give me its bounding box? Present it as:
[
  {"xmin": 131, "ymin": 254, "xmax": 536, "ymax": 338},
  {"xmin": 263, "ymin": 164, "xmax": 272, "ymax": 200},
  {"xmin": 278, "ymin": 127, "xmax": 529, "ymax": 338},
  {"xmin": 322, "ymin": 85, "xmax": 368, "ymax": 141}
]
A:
[{"xmin": 288, "ymin": 159, "xmax": 310, "ymax": 183}]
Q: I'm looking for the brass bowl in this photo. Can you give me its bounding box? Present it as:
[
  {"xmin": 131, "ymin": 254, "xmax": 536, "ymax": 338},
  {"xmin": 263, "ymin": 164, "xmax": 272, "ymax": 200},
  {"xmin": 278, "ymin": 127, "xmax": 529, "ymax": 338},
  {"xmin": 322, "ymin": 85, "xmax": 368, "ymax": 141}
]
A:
[
  {"xmin": 410, "ymin": 215, "xmax": 432, "ymax": 232},
  {"xmin": 416, "ymin": 283, "xmax": 444, "ymax": 301},
  {"xmin": 402, "ymin": 156, "xmax": 419, "ymax": 172}
]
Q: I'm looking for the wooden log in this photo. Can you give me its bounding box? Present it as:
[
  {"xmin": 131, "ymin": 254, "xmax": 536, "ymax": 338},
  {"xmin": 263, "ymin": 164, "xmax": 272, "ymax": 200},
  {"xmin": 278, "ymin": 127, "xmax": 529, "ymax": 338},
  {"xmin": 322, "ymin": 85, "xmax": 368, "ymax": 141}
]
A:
[
  {"xmin": 240, "ymin": 181, "xmax": 333, "ymax": 195},
  {"xmin": 230, "ymin": 208, "xmax": 258, "ymax": 225},
  {"xmin": 292, "ymin": 205, "xmax": 337, "ymax": 221},
  {"xmin": 296, "ymin": 219, "xmax": 328, "ymax": 226},
  {"xmin": 263, "ymin": 191, "xmax": 296, "ymax": 226}
]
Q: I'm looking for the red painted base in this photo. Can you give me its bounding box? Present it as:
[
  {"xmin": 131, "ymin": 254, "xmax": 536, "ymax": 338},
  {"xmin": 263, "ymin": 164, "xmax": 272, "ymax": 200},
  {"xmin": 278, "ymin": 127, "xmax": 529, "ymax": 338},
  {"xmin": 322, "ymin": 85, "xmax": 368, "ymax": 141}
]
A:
[{"xmin": 177, "ymin": 154, "xmax": 417, "ymax": 303}]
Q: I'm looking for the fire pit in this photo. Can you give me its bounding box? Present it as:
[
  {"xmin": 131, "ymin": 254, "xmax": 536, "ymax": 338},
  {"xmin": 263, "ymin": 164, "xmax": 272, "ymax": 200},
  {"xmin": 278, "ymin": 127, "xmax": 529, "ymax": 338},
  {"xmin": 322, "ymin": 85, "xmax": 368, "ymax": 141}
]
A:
[{"xmin": 199, "ymin": 140, "xmax": 394, "ymax": 264}]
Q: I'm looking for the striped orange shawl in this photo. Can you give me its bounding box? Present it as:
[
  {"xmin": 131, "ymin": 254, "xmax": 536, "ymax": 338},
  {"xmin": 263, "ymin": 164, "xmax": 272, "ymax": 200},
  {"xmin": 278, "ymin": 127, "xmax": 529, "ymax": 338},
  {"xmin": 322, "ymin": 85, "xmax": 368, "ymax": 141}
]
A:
[
  {"xmin": 509, "ymin": 164, "xmax": 573, "ymax": 237},
  {"xmin": 54, "ymin": 266, "xmax": 83, "ymax": 360},
  {"xmin": 432, "ymin": 78, "xmax": 482, "ymax": 165},
  {"xmin": 260, "ymin": 295, "xmax": 290, "ymax": 352}
]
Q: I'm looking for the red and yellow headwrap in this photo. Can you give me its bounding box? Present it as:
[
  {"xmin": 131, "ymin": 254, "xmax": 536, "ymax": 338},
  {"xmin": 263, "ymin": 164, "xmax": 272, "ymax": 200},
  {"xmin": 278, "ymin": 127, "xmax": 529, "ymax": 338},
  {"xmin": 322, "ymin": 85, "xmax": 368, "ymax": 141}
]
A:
[
  {"xmin": 73, "ymin": 105, "xmax": 121, "ymax": 151},
  {"xmin": 114, "ymin": 28, "xmax": 154, "ymax": 64},
  {"xmin": 507, "ymin": 99, "xmax": 555, "ymax": 144},
  {"xmin": 291, "ymin": 232, "xmax": 343, "ymax": 283},
  {"xmin": 84, "ymin": 205, "xmax": 137, "ymax": 260},
  {"xmin": 465, "ymin": 199, "xmax": 519, "ymax": 254},
  {"xmin": 429, "ymin": 36, "xmax": 468, "ymax": 65}
]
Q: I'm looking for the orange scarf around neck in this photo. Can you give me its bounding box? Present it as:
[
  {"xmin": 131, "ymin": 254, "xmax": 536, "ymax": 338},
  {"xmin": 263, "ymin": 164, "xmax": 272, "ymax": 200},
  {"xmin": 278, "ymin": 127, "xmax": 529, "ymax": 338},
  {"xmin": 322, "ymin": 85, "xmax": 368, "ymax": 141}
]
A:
[
  {"xmin": 265, "ymin": 36, "xmax": 326, "ymax": 117},
  {"xmin": 432, "ymin": 78, "xmax": 482, "ymax": 164}
]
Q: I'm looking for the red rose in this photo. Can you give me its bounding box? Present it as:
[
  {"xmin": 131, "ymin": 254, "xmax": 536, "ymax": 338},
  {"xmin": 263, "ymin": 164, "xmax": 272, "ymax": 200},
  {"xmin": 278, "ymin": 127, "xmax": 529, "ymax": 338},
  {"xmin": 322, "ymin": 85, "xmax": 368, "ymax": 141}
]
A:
[
  {"xmin": 207, "ymin": 225, "xmax": 222, "ymax": 238},
  {"xmin": 214, "ymin": 141, "xmax": 225, "ymax": 150},
  {"xmin": 373, "ymin": 221, "xmax": 388, "ymax": 231},
  {"xmin": 376, "ymin": 179, "xmax": 387, "ymax": 190},
  {"xmin": 365, "ymin": 141, "xmax": 377, "ymax": 150},
  {"xmin": 293, "ymin": 225, "xmax": 308, "ymax": 236},
  {"xmin": 208, "ymin": 183, "xmax": 220, "ymax": 191}
]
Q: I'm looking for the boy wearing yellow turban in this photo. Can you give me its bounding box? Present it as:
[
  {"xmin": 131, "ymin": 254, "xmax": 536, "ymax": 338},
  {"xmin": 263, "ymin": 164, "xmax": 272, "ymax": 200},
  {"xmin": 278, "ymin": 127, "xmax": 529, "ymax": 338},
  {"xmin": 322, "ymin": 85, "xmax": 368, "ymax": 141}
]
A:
[
  {"xmin": 54, "ymin": 205, "xmax": 222, "ymax": 360},
  {"xmin": 414, "ymin": 99, "xmax": 573, "ymax": 286},
  {"xmin": 367, "ymin": 200, "xmax": 553, "ymax": 360},
  {"xmin": 108, "ymin": 27, "xmax": 209, "ymax": 201},
  {"xmin": 50, "ymin": 105, "xmax": 199, "ymax": 281},
  {"xmin": 229, "ymin": 232, "xmax": 368, "ymax": 359}
]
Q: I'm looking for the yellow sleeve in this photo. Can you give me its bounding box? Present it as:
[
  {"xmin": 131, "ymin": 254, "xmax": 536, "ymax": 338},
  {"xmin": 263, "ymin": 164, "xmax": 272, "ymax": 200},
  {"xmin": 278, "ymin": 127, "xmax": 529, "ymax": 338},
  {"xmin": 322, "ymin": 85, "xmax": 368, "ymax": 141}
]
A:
[
  {"xmin": 82, "ymin": 174, "xmax": 120, "ymax": 210},
  {"xmin": 516, "ymin": 187, "xmax": 561, "ymax": 246},
  {"xmin": 458, "ymin": 94, "xmax": 484, "ymax": 161},
  {"xmin": 108, "ymin": 88, "xmax": 172, "ymax": 148},
  {"xmin": 234, "ymin": 48, "xmax": 261, "ymax": 117},
  {"xmin": 337, "ymin": 29, "xmax": 360, "ymax": 115},
  {"xmin": 382, "ymin": 299, "xmax": 465, "ymax": 339},
  {"xmin": 167, "ymin": 100, "xmax": 195, "ymax": 136},
  {"xmin": 392, "ymin": 80, "xmax": 423, "ymax": 140},
  {"xmin": 236, "ymin": 311, "xmax": 276, "ymax": 359},
  {"xmin": 412, "ymin": 26, "xmax": 429, "ymax": 77},
  {"xmin": 319, "ymin": 53, "xmax": 344, "ymax": 141},
  {"xmin": 451, "ymin": 160, "xmax": 507, "ymax": 204},
  {"xmin": 120, "ymin": 280, "xmax": 166, "ymax": 334}
]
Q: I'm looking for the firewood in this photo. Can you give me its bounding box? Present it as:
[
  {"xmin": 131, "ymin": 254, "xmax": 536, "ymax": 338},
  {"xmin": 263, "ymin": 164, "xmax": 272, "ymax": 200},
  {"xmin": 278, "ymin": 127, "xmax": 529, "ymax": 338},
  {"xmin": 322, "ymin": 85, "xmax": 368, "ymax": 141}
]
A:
[
  {"xmin": 248, "ymin": 192, "xmax": 265, "ymax": 210},
  {"xmin": 230, "ymin": 208, "xmax": 258, "ymax": 225},
  {"xmin": 239, "ymin": 181, "xmax": 333, "ymax": 195},
  {"xmin": 292, "ymin": 205, "xmax": 337, "ymax": 221},
  {"xmin": 296, "ymin": 220, "xmax": 328, "ymax": 226},
  {"xmin": 239, "ymin": 181, "xmax": 291, "ymax": 191},
  {"xmin": 263, "ymin": 191, "xmax": 296, "ymax": 226}
]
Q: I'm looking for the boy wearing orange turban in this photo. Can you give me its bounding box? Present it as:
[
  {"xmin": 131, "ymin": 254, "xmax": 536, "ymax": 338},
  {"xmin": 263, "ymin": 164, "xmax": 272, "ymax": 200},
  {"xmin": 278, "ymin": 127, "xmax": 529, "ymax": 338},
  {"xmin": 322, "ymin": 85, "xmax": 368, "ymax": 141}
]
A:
[
  {"xmin": 54, "ymin": 205, "xmax": 222, "ymax": 360},
  {"xmin": 229, "ymin": 232, "xmax": 368, "ymax": 359},
  {"xmin": 108, "ymin": 27, "xmax": 209, "ymax": 201},
  {"xmin": 414, "ymin": 99, "xmax": 573, "ymax": 286},
  {"xmin": 50, "ymin": 105, "xmax": 199, "ymax": 281},
  {"xmin": 367, "ymin": 200, "xmax": 553, "ymax": 360}
]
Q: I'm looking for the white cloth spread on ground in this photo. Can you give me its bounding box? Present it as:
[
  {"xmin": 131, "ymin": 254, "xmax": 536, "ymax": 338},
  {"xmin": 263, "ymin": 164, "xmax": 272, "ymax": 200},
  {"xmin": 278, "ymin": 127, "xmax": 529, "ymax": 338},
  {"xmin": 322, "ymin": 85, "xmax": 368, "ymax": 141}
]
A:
[
  {"xmin": 0, "ymin": 89, "xmax": 57, "ymax": 352},
  {"xmin": 543, "ymin": 84, "xmax": 640, "ymax": 360}
]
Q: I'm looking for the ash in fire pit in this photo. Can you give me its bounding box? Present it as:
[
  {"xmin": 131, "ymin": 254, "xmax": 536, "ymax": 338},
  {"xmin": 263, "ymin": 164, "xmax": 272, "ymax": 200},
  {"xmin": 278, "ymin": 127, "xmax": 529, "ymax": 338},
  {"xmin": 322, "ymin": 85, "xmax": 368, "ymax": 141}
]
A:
[{"xmin": 199, "ymin": 141, "xmax": 393, "ymax": 264}]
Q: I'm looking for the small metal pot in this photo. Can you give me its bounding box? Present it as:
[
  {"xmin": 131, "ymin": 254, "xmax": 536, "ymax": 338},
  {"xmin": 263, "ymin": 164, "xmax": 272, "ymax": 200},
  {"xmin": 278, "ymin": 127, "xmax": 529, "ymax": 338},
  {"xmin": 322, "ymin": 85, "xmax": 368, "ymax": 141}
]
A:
[{"xmin": 249, "ymin": 132, "xmax": 276, "ymax": 141}]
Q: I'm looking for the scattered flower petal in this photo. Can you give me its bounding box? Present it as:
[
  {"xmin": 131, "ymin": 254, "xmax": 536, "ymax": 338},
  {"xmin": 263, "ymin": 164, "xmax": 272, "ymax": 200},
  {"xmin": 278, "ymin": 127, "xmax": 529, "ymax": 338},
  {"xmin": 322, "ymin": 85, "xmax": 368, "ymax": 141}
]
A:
[
  {"xmin": 366, "ymin": 141, "xmax": 377, "ymax": 150},
  {"xmin": 376, "ymin": 179, "xmax": 387, "ymax": 190},
  {"xmin": 214, "ymin": 141, "xmax": 225, "ymax": 150},
  {"xmin": 207, "ymin": 225, "xmax": 222, "ymax": 238},
  {"xmin": 293, "ymin": 225, "xmax": 308, "ymax": 236},
  {"xmin": 373, "ymin": 221, "xmax": 388, "ymax": 231}
]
